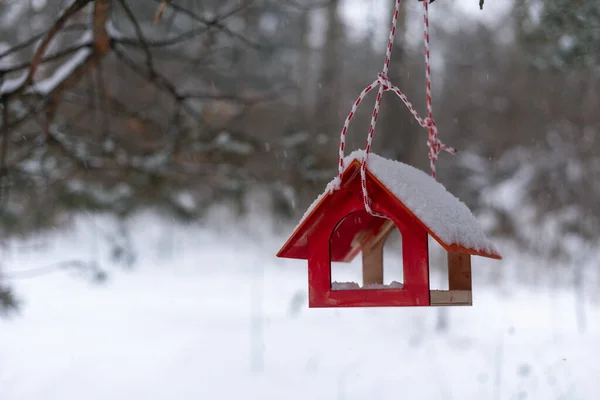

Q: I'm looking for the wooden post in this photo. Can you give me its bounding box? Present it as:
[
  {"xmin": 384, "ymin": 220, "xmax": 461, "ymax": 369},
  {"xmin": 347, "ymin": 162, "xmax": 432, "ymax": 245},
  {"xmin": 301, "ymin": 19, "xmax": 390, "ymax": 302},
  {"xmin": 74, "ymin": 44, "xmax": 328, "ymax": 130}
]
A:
[
  {"xmin": 361, "ymin": 223, "xmax": 395, "ymax": 285},
  {"xmin": 430, "ymin": 251, "xmax": 473, "ymax": 306},
  {"xmin": 362, "ymin": 238, "xmax": 384, "ymax": 285},
  {"xmin": 447, "ymin": 251, "xmax": 472, "ymax": 291}
]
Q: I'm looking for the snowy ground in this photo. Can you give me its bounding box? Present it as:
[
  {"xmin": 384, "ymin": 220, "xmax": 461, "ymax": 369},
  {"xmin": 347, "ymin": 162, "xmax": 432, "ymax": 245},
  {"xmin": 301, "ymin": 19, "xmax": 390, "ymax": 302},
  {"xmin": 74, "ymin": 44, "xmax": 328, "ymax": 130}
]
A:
[{"xmin": 0, "ymin": 213, "xmax": 599, "ymax": 400}]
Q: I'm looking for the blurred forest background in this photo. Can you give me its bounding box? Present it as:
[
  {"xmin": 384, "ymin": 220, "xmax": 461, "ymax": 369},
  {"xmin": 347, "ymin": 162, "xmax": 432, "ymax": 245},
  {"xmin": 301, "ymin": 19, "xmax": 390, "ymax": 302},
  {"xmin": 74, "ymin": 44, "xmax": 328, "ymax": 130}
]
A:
[{"xmin": 0, "ymin": 0, "xmax": 598, "ymax": 311}]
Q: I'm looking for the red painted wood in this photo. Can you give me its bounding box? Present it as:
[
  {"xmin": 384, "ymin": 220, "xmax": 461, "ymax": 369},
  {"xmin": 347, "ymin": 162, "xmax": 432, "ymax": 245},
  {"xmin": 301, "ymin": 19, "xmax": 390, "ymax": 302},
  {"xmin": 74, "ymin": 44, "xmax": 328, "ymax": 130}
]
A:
[
  {"xmin": 303, "ymin": 164, "xmax": 431, "ymax": 308},
  {"xmin": 330, "ymin": 210, "xmax": 390, "ymax": 262},
  {"xmin": 307, "ymin": 230, "xmax": 330, "ymax": 306},
  {"xmin": 369, "ymin": 179, "xmax": 431, "ymax": 307},
  {"xmin": 279, "ymin": 158, "xmax": 499, "ymax": 308},
  {"xmin": 306, "ymin": 175, "xmax": 367, "ymax": 307},
  {"xmin": 313, "ymin": 289, "xmax": 424, "ymax": 308}
]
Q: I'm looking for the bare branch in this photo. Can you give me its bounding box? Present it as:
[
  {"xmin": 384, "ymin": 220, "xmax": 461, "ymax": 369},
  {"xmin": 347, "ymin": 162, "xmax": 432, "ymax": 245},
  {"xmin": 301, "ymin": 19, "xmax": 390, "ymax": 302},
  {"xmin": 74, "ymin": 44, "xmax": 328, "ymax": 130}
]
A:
[
  {"xmin": 117, "ymin": 0, "xmax": 154, "ymax": 70},
  {"xmin": 154, "ymin": 0, "xmax": 267, "ymax": 51},
  {"xmin": 0, "ymin": 42, "xmax": 92, "ymax": 75},
  {"xmin": 0, "ymin": 23, "xmax": 88, "ymax": 60},
  {"xmin": 154, "ymin": 0, "xmax": 172, "ymax": 24},
  {"xmin": 93, "ymin": 0, "xmax": 113, "ymax": 56},
  {"xmin": 2, "ymin": 0, "xmax": 93, "ymax": 100},
  {"xmin": 113, "ymin": 26, "xmax": 211, "ymax": 48}
]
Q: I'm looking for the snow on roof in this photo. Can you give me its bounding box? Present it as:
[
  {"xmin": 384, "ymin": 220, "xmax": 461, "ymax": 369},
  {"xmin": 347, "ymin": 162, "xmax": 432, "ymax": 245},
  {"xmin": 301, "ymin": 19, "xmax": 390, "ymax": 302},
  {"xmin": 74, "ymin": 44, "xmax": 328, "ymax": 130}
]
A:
[{"xmin": 297, "ymin": 149, "xmax": 500, "ymax": 257}]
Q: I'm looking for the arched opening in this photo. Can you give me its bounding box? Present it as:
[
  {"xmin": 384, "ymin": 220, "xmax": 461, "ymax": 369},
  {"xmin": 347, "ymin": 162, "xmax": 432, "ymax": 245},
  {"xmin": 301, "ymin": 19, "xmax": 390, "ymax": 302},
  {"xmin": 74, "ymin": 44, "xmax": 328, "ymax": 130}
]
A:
[
  {"xmin": 329, "ymin": 210, "xmax": 371, "ymax": 288},
  {"xmin": 381, "ymin": 227, "xmax": 403, "ymax": 287},
  {"xmin": 329, "ymin": 210, "xmax": 403, "ymax": 290}
]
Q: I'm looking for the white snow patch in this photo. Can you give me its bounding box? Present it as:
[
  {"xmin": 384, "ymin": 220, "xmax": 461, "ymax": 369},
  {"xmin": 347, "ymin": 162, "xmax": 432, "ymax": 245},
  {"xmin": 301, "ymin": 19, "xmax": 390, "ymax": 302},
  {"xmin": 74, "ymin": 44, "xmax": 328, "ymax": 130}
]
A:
[
  {"xmin": 296, "ymin": 150, "xmax": 499, "ymax": 257},
  {"xmin": 331, "ymin": 281, "xmax": 360, "ymax": 290},
  {"xmin": 32, "ymin": 0, "xmax": 48, "ymax": 11},
  {"xmin": 0, "ymin": 72, "xmax": 28, "ymax": 95},
  {"xmin": 106, "ymin": 20, "xmax": 124, "ymax": 39},
  {"xmin": 29, "ymin": 47, "xmax": 91, "ymax": 95},
  {"xmin": 174, "ymin": 192, "xmax": 197, "ymax": 212},
  {"xmin": 213, "ymin": 131, "xmax": 254, "ymax": 154},
  {"xmin": 332, "ymin": 281, "xmax": 404, "ymax": 290},
  {"xmin": 0, "ymin": 1, "xmax": 28, "ymax": 27},
  {"xmin": 0, "ymin": 42, "xmax": 17, "ymax": 68},
  {"xmin": 363, "ymin": 280, "xmax": 404, "ymax": 289},
  {"xmin": 481, "ymin": 166, "xmax": 532, "ymax": 212},
  {"xmin": 0, "ymin": 213, "xmax": 598, "ymax": 400}
]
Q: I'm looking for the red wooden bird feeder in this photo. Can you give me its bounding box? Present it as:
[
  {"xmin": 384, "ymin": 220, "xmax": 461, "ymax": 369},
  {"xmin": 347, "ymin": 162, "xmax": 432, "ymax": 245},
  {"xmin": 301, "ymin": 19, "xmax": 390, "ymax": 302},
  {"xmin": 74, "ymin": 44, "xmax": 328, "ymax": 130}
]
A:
[
  {"xmin": 277, "ymin": 151, "xmax": 502, "ymax": 308},
  {"xmin": 277, "ymin": 0, "xmax": 501, "ymax": 308}
]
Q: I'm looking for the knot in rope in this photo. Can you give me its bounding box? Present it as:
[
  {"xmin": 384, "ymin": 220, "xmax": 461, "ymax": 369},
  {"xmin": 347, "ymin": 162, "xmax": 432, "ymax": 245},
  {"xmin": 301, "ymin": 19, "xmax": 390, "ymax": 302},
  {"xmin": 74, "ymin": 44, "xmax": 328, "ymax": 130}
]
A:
[
  {"xmin": 425, "ymin": 118, "xmax": 440, "ymax": 154},
  {"xmin": 334, "ymin": 0, "xmax": 456, "ymax": 215},
  {"xmin": 424, "ymin": 117, "xmax": 436, "ymax": 129},
  {"xmin": 424, "ymin": 117, "xmax": 457, "ymax": 178},
  {"xmin": 377, "ymin": 73, "xmax": 392, "ymax": 91}
]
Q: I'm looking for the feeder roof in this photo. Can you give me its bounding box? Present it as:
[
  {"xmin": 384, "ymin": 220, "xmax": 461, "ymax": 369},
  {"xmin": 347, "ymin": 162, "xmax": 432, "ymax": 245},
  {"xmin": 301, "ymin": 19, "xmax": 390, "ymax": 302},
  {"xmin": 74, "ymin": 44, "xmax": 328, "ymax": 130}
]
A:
[{"xmin": 279, "ymin": 150, "xmax": 501, "ymax": 260}]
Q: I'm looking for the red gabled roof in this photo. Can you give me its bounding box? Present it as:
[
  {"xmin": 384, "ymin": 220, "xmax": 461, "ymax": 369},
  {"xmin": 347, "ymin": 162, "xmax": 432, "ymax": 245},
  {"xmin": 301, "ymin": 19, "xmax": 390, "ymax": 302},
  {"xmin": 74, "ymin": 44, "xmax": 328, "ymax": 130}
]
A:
[
  {"xmin": 277, "ymin": 158, "xmax": 502, "ymax": 261},
  {"xmin": 277, "ymin": 161, "xmax": 391, "ymax": 262}
]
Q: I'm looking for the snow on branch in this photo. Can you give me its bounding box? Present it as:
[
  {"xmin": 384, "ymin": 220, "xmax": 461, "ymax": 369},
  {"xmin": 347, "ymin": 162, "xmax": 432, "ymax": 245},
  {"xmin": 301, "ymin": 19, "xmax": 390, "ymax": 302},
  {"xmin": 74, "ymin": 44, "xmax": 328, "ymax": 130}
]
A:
[
  {"xmin": 0, "ymin": 0, "xmax": 302, "ymax": 229},
  {"xmin": 0, "ymin": 0, "xmax": 94, "ymax": 100}
]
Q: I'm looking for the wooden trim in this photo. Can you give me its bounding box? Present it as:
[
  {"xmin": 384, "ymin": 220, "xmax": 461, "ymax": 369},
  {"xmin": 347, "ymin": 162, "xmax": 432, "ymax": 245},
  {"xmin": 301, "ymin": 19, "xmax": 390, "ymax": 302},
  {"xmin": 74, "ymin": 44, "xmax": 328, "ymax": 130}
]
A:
[
  {"xmin": 361, "ymin": 221, "xmax": 394, "ymax": 285},
  {"xmin": 362, "ymin": 236, "xmax": 385, "ymax": 285},
  {"xmin": 430, "ymin": 290, "xmax": 472, "ymax": 306},
  {"xmin": 448, "ymin": 252, "xmax": 472, "ymax": 291},
  {"xmin": 362, "ymin": 219, "xmax": 396, "ymax": 253}
]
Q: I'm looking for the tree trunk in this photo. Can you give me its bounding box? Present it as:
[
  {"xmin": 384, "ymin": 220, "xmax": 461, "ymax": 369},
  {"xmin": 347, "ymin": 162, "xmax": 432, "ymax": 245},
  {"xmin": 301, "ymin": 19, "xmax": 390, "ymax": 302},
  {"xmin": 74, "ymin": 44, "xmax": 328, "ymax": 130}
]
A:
[{"xmin": 313, "ymin": 0, "xmax": 343, "ymax": 165}]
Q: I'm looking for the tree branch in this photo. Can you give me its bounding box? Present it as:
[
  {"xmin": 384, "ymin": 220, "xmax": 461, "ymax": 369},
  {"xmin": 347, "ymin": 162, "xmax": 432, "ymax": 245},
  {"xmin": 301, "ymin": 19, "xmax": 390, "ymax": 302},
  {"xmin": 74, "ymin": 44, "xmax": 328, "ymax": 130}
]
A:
[
  {"xmin": 116, "ymin": 0, "xmax": 154, "ymax": 71},
  {"xmin": 154, "ymin": 0, "xmax": 173, "ymax": 24},
  {"xmin": 0, "ymin": 23, "xmax": 88, "ymax": 60},
  {"xmin": 0, "ymin": 42, "xmax": 93, "ymax": 75},
  {"xmin": 2, "ymin": 0, "xmax": 93, "ymax": 100}
]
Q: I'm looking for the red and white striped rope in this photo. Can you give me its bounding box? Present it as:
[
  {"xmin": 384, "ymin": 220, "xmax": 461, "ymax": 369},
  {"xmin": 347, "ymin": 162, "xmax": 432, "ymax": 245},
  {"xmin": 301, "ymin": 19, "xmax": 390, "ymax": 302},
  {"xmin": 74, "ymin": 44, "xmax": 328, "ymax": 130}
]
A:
[
  {"xmin": 356, "ymin": 0, "xmax": 401, "ymax": 216},
  {"xmin": 335, "ymin": 0, "xmax": 455, "ymax": 215},
  {"xmin": 422, "ymin": 0, "xmax": 456, "ymax": 179}
]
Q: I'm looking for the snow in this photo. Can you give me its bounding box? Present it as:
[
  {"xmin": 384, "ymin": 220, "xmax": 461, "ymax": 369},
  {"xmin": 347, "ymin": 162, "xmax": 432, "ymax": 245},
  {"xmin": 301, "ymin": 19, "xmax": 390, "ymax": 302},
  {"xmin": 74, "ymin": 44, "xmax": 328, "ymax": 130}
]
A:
[
  {"xmin": 29, "ymin": 47, "xmax": 91, "ymax": 95},
  {"xmin": 332, "ymin": 281, "xmax": 404, "ymax": 290},
  {"xmin": 0, "ymin": 42, "xmax": 17, "ymax": 68},
  {"xmin": 0, "ymin": 1, "xmax": 28, "ymax": 27},
  {"xmin": 331, "ymin": 281, "xmax": 361, "ymax": 290},
  {"xmin": 0, "ymin": 29, "xmax": 92, "ymax": 96},
  {"xmin": 0, "ymin": 213, "xmax": 598, "ymax": 400},
  {"xmin": 106, "ymin": 20, "xmax": 124, "ymax": 39},
  {"xmin": 213, "ymin": 131, "xmax": 254, "ymax": 154},
  {"xmin": 297, "ymin": 150, "xmax": 499, "ymax": 257},
  {"xmin": 363, "ymin": 280, "xmax": 403, "ymax": 289},
  {"xmin": 0, "ymin": 72, "xmax": 27, "ymax": 95}
]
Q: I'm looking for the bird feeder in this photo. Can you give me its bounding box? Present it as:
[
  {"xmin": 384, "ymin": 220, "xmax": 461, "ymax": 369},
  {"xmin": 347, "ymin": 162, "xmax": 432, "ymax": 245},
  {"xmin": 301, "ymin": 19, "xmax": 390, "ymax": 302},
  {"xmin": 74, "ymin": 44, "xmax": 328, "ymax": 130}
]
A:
[{"xmin": 277, "ymin": 150, "xmax": 501, "ymax": 308}]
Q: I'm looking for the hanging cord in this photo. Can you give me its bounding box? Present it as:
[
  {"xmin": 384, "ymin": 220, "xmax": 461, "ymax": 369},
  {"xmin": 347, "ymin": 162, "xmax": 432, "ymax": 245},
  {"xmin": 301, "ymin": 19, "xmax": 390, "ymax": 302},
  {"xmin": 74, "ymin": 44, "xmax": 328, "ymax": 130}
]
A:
[
  {"xmin": 421, "ymin": 0, "xmax": 456, "ymax": 179},
  {"xmin": 334, "ymin": 0, "xmax": 456, "ymax": 216}
]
